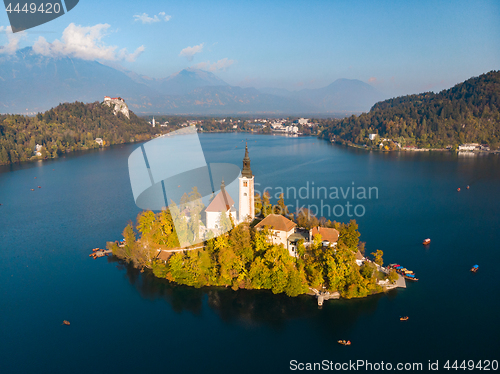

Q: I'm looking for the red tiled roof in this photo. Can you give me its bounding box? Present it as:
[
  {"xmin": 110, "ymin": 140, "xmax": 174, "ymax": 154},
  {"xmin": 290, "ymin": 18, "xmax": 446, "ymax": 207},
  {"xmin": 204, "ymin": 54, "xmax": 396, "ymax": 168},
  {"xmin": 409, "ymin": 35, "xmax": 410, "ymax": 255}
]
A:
[
  {"xmin": 205, "ymin": 189, "xmax": 234, "ymax": 212},
  {"xmin": 255, "ymin": 214, "xmax": 296, "ymax": 232},
  {"xmin": 311, "ymin": 227, "xmax": 339, "ymax": 243},
  {"xmin": 157, "ymin": 250, "xmax": 174, "ymax": 262}
]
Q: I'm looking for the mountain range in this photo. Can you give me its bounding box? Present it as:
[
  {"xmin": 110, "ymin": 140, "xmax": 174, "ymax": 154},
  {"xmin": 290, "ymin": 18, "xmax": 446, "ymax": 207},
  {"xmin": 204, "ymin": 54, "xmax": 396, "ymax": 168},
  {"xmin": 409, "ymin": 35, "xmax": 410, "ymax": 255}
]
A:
[{"xmin": 0, "ymin": 47, "xmax": 385, "ymax": 115}]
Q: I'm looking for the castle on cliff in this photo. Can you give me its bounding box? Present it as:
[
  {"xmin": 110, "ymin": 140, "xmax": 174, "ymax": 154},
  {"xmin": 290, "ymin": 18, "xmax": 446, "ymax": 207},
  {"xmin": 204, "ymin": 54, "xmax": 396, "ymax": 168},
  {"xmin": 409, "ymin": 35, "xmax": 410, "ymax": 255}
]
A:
[{"xmin": 103, "ymin": 96, "xmax": 130, "ymax": 119}]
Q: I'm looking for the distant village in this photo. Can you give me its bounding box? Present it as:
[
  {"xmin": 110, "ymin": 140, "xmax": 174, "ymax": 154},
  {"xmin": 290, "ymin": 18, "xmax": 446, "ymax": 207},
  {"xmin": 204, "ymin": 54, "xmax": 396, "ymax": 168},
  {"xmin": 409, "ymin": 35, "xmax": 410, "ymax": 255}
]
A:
[{"xmin": 147, "ymin": 115, "xmax": 319, "ymax": 136}]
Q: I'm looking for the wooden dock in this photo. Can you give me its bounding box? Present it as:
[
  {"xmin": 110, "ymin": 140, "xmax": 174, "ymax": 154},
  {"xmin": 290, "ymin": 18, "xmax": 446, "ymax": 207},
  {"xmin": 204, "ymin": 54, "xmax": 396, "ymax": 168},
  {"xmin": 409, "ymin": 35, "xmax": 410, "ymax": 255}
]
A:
[
  {"xmin": 89, "ymin": 249, "xmax": 112, "ymax": 259},
  {"xmin": 310, "ymin": 288, "xmax": 340, "ymax": 307}
]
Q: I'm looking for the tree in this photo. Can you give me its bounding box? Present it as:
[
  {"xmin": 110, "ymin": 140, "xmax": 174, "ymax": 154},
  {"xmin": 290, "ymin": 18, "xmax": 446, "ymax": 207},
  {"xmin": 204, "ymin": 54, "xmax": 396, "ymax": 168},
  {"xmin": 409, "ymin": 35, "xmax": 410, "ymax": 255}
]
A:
[
  {"xmin": 169, "ymin": 201, "xmax": 188, "ymax": 246},
  {"xmin": 338, "ymin": 220, "xmax": 360, "ymax": 250},
  {"xmin": 296, "ymin": 208, "xmax": 319, "ymax": 229},
  {"xmin": 262, "ymin": 192, "xmax": 273, "ymax": 217},
  {"xmin": 274, "ymin": 193, "xmax": 289, "ymax": 216},
  {"xmin": 137, "ymin": 211, "xmax": 156, "ymax": 237},
  {"xmin": 371, "ymin": 249, "xmax": 384, "ymax": 266},
  {"xmin": 387, "ymin": 269, "xmax": 399, "ymax": 284},
  {"xmin": 254, "ymin": 193, "xmax": 263, "ymax": 216},
  {"xmin": 360, "ymin": 262, "xmax": 376, "ymax": 279}
]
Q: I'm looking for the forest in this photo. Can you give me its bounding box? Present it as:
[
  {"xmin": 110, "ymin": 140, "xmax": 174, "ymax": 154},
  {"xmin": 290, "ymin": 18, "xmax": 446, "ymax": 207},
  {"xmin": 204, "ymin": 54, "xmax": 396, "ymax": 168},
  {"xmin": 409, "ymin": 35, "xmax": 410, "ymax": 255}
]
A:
[
  {"xmin": 0, "ymin": 101, "xmax": 156, "ymax": 165},
  {"xmin": 319, "ymin": 70, "xmax": 500, "ymax": 150},
  {"xmin": 108, "ymin": 195, "xmax": 396, "ymax": 299}
]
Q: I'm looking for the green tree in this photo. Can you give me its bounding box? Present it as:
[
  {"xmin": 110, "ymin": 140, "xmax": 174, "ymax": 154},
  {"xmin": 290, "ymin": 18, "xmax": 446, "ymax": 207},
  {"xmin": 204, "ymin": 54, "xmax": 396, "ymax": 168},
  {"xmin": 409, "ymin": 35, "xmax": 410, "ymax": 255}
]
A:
[{"xmin": 371, "ymin": 249, "xmax": 384, "ymax": 266}]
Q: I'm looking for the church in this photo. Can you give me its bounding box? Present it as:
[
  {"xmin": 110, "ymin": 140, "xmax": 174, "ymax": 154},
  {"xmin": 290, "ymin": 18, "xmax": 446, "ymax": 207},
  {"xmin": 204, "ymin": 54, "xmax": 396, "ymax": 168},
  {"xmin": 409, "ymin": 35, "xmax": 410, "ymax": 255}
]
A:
[{"xmin": 205, "ymin": 143, "xmax": 255, "ymax": 232}]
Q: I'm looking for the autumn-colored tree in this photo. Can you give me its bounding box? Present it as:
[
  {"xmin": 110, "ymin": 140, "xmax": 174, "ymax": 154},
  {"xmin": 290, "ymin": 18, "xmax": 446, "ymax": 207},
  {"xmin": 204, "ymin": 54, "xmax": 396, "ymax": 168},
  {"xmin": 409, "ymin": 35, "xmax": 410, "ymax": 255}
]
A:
[{"xmin": 371, "ymin": 249, "xmax": 384, "ymax": 266}]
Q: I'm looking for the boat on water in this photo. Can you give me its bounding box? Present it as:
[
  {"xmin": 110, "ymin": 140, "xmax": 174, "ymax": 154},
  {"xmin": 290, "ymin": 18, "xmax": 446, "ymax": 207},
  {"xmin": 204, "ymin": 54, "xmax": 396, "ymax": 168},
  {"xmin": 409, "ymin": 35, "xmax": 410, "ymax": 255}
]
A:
[
  {"xmin": 400, "ymin": 316, "xmax": 409, "ymax": 321},
  {"xmin": 62, "ymin": 320, "xmax": 70, "ymax": 325},
  {"xmin": 423, "ymin": 238, "xmax": 431, "ymax": 245},
  {"xmin": 471, "ymin": 265, "xmax": 479, "ymax": 273},
  {"xmin": 338, "ymin": 340, "xmax": 351, "ymax": 346},
  {"xmin": 403, "ymin": 273, "xmax": 419, "ymax": 281},
  {"xmin": 388, "ymin": 264, "xmax": 419, "ymax": 281}
]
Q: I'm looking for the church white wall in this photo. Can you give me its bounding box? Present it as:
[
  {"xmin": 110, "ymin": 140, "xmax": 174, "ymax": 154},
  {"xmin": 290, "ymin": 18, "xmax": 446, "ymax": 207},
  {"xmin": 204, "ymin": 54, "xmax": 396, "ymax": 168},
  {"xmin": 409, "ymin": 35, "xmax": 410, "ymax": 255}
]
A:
[
  {"xmin": 238, "ymin": 176, "xmax": 255, "ymax": 222},
  {"xmin": 206, "ymin": 210, "xmax": 237, "ymax": 231}
]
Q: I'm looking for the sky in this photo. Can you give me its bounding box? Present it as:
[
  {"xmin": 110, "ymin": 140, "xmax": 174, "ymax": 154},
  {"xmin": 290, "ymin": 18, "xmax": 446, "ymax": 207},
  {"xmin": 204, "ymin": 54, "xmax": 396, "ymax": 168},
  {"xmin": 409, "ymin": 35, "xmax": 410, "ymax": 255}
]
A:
[{"xmin": 0, "ymin": 0, "xmax": 499, "ymax": 97}]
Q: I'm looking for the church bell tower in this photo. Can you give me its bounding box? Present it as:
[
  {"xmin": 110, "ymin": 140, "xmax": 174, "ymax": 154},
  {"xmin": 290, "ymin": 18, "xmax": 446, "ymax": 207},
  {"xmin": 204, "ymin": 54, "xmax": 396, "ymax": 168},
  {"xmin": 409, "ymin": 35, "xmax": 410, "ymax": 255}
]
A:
[{"xmin": 238, "ymin": 142, "xmax": 255, "ymax": 223}]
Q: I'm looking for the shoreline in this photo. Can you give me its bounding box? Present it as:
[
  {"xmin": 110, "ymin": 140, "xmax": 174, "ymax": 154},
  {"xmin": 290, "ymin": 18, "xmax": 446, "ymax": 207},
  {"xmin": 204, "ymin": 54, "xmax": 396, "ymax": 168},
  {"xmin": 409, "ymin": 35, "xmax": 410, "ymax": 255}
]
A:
[{"xmin": 332, "ymin": 140, "xmax": 500, "ymax": 154}]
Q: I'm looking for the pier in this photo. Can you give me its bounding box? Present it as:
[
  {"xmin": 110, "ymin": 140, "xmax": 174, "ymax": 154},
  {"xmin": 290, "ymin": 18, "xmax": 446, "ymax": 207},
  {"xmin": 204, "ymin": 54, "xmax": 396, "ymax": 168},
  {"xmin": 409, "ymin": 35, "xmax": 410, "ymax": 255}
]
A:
[
  {"xmin": 89, "ymin": 249, "xmax": 112, "ymax": 259},
  {"xmin": 310, "ymin": 288, "xmax": 340, "ymax": 307}
]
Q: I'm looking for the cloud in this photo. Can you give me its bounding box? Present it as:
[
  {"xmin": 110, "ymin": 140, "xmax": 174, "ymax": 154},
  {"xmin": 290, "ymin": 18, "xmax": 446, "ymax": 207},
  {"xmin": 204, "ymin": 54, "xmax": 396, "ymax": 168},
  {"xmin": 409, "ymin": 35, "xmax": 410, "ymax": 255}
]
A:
[
  {"xmin": 158, "ymin": 12, "xmax": 172, "ymax": 21},
  {"xmin": 32, "ymin": 23, "xmax": 144, "ymax": 62},
  {"xmin": 133, "ymin": 12, "xmax": 171, "ymax": 24},
  {"xmin": 192, "ymin": 58, "xmax": 234, "ymax": 72},
  {"xmin": 368, "ymin": 77, "xmax": 377, "ymax": 83},
  {"xmin": 118, "ymin": 45, "xmax": 145, "ymax": 62},
  {"xmin": 0, "ymin": 26, "xmax": 27, "ymax": 55},
  {"xmin": 179, "ymin": 43, "xmax": 204, "ymax": 61}
]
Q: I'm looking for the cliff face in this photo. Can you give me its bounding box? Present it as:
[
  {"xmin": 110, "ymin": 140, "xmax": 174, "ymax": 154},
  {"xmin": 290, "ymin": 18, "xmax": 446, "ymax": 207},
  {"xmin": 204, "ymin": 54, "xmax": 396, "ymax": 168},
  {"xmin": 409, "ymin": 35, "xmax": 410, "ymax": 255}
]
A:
[{"xmin": 103, "ymin": 97, "xmax": 130, "ymax": 119}]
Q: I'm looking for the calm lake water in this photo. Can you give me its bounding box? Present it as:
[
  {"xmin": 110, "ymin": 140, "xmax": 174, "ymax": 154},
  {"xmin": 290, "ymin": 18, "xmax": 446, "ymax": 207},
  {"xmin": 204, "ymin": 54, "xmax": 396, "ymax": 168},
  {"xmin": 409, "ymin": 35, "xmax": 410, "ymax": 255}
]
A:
[{"xmin": 1, "ymin": 133, "xmax": 499, "ymax": 373}]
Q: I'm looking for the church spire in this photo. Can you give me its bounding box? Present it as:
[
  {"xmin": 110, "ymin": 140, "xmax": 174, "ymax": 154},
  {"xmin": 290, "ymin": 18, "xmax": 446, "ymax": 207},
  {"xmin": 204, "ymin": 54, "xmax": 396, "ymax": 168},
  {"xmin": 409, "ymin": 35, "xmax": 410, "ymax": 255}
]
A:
[{"xmin": 242, "ymin": 142, "xmax": 253, "ymax": 178}]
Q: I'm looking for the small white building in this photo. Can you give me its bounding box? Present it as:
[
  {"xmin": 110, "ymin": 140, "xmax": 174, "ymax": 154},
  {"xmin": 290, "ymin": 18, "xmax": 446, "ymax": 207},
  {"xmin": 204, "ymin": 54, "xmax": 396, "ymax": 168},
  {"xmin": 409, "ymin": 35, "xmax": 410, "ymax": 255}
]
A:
[
  {"xmin": 458, "ymin": 143, "xmax": 480, "ymax": 151},
  {"xmin": 368, "ymin": 134, "xmax": 377, "ymax": 141},
  {"xmin": 34, "ymin": 144, "xmax": 43, "ymax": 156},
  {"xmin": 95, "ymin": 138, "xmax": 104, "ymax": 146},
  {"xmin": 298, "ymin": 118, "xmax": 309, "ymax": 125},
  {"xmin": 355, "ymin": 250, "xmax": 365, "ymax": 266},
  {"xmin": 255, "ymin": 214, "xmax": 297, "ymax": 255},
  {"xmin": 205, "ymin": 181, "xmax": 237, "ymax": 232}
]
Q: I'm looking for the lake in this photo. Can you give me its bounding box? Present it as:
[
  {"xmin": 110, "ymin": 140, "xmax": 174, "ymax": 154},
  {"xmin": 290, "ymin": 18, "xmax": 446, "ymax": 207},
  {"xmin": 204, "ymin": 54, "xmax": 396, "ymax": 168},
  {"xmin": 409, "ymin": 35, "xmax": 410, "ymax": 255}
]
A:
[{"xmin": 1, "ymin": 133, "xmax": 499, "ymax": 373}]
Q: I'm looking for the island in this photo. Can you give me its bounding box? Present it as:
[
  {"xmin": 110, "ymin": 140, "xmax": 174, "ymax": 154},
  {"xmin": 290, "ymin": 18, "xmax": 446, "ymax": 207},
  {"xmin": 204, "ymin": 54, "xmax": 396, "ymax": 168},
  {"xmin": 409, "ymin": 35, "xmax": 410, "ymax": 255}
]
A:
[{"xmin": 107, "ymin": 145, "xmax": 401, "ymax": 300}]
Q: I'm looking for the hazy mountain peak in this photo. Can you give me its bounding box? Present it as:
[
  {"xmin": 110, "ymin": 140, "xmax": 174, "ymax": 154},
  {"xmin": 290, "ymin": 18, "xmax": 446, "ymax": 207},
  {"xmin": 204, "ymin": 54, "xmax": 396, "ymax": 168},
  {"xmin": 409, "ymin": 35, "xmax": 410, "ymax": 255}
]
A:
[{"xmin": 155, "ymin": 68, "xmax": 228, "ymax": 95}]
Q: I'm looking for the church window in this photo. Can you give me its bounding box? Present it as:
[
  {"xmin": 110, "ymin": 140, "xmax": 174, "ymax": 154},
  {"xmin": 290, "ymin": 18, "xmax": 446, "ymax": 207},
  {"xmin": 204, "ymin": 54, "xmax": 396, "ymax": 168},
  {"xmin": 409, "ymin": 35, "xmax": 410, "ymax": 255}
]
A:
[
  {"xmin": 244, "ymin": 193, "xmax": 247, "ymax": 196},
  {"xmin": 243, "ymin": 181, "xmax": 248, "ymax": 187}
]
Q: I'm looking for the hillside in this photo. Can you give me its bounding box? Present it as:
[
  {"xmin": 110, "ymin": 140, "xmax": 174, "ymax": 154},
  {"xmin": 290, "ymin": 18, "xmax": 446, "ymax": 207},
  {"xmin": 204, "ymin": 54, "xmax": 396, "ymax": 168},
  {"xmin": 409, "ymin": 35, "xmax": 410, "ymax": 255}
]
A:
[
  {"xmin": 0, "ymin": 101, "xmax": 154, "ymax": 165},
  {"xmin": 320, "ymin": 71, "xmax": 500, "ymax": 149}
]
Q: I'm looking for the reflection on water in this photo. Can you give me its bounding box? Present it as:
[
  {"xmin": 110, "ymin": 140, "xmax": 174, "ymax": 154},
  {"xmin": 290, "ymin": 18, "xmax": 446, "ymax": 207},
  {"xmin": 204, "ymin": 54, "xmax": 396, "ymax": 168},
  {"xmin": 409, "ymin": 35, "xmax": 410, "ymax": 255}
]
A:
[{"xmin": 112, "ymin": 256, "xmax": 386, "ymax": 332}]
